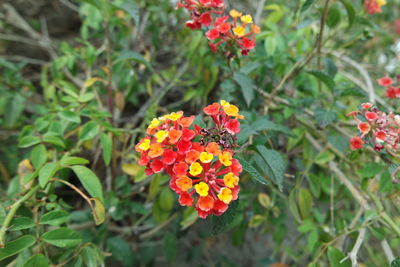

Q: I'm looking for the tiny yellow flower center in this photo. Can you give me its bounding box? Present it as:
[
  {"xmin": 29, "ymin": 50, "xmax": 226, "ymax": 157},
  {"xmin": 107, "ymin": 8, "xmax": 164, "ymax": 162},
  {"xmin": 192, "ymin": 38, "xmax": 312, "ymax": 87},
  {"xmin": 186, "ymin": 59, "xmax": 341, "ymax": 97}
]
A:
[
  {"xmin": 189, "ymin": 162, "xmax": 203, "ymax": 176},
  {"xmin": 155, "ymin": 130, "xmax": 168, "ymax": 143},
  {"xmin": 199, "ymin": 152, "xmax": 214, "ymax": 163},
  {"xmin": 218, "ymin": 187, "xmax": 233, "ymax": 204},
  {"xmin": 223, "ymin": 172, "xmax": 239, "ymax": 188},
  {"xmin": 195, "ymin": 182, "xmax": 209, "ymax": 197},
  {"xmin": 240, "ymin": 15, "xmax": 253, "ymax": 24},
  {"xmin": 233, "ymin": 26, "xmax": 245, "ymax": 37}
]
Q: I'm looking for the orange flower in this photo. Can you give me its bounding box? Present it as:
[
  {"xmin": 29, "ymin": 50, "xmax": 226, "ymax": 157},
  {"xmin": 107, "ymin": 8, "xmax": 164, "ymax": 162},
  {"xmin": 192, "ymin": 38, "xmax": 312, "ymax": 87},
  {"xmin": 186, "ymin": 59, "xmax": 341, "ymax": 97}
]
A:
[
  {"xmin": 197, "ymin": 195, "xmax": 214, "ymax": 211},
  {"xmin": 185, "ymin": 150, "xmax": 201, "ymax": 164},
  {"xmin": 176, "ymin": 176, "xmax": 193, "ymax": 191},
  {"xmin": 206, "ymin": 142, "xmax": 221, "ymax": 155},
  {"xmin": 148, "ymin": 143, "xmax": 164, "ymax": 158},
  {"xmin": 168, "ymin": 129, "xmax": 182, "ymax": 144}
]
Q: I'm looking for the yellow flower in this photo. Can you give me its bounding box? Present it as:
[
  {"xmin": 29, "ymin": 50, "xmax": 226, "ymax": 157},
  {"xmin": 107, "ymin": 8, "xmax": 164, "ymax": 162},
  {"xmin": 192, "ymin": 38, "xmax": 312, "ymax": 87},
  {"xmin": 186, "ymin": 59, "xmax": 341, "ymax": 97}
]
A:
[
  {"xmin": 189, "ymin": 162, "xmax": 203, "ymax": 176},
  {"xmin": 218, "ymin": 188, "xmax": 233, "ymax": 204},
  {"xmin": 224, "ymin": 104, "xmax": 239, "ymax": 117},
  {"xmin": 223, "ymin": 172, "xmax": 239, "ymax": 188},
  {"xmin": 138, "ymin": 139, "xmax": 150, "ymax": 151},
  {"xmin": 233, "ymin": 26, "xmax": 245, "ymax": 37},
  {"xmin": 240, "ymin": 15, "xmax": 253, "ymax": 24},
  {"xmin": 195, "ymin": 182, "xmax": 209, "ymax": 197},
  {"xmin": 167, "ymin": 112, "xmax": 183, "ymax": 121},
  {"xmin": 148, "ymin": 118, "xmax": 160, "ymax": 129},
  {"xmin": 220, "ymin": 100, "xmax": 230, "ymax": 107},
  {"xmin": 377, "ymin": 0, "xmax": 386, "ymax": 6},
  {"xmin": 219, "ymin": 151, "xmax": 232, "ymax": 166},
  {"xmin": 229, "ymin": 9, "xmax": 242, "ymax": 18},
  {"xmin": 199, "ymin": 152, "xmax": 214, "ymax": 163},
  {"xmin": 155, "ymin": 130, "xmax": 168, "ymax": 143}
]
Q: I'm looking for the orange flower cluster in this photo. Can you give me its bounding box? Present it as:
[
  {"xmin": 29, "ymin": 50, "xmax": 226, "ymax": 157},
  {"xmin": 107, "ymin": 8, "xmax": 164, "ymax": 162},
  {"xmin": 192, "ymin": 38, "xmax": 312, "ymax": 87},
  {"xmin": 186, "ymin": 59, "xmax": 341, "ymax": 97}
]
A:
[
  {"xmin": 177, "ymin": 0, "xmax": 260, "ymax": 57},
  {"xmin": 135, "ymin": 101, "xmax": 244, "ymax": 219},
  {"xmin": 364, "ymin": 0, "xmax": 386, "ymax": 14}
]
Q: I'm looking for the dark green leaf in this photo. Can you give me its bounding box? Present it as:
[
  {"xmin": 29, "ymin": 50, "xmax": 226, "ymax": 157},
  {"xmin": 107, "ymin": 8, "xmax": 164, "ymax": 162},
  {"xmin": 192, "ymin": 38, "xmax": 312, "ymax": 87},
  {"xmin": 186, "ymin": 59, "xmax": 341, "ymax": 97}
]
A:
[
  {"xmin": 301, "ymin": 0, "xmax": 315, "ymax": 12},
  {"xmin": 10, "ymin": 217, "xmax": 35, "ymax": 231},
  {"xmin": 71, "ymin": 166, "xmax": 104, "ymax": 202},
  {"xmin": 41, "ymin": 228, "xmax": 81, "ymax": 247},
  {"xmin": 42, "ymin": 135, "xmax": 65, "ymax": 148},
  {"xmin": 100, "ymin": 133, "xmax": 112, "ymax": 166},
  {"xmin": 235, "ymin": 155, "xmax": 268, "ymax": 186},
  {"xmin": 212, "ymin": 200, "xmax": 239, "ymax": 235},
  {"xmin": 23, "ymin": 254, "xmax": 49, "ymax": 267},
  {"xmin": 308, "ymin": 70, "xmax": 335, "ymax": 90},
  {"xmin": 58, "ymin": 110, "xmax": 81, "ymax": 123},
  {"xmin": 39, "ymin": 162, "xmax": 59, "ymax": 188},
  {"xmin": 79, "ymin": 122, "xmax": 100, "ymax": 143},
  {"xmin": 39, "ymin": 210, "xmax": 69, "ymax": 226},
  {"xmin": 326, "ymin": 5, "xmax": 341, "ymax": 28},
  {"xmin": 256, "ymin": 146, "xmax": 286, "ymax": 190},
  {"xmin": 163, "ymin": 232, "xmax": 177, "ymax": 262},
  {"xmin": 106, "ymin": 237, "xmax": 134, "ymax": 267},
  {"xmin": 340, "ymin": 0, "xmax": 356, "ymax": 27},
  {"xmin": 391, "ymin": 258, "xmax": 400, "ymax": 267},
  {"xmin": 233, "ymin": 72, "xmax": 254, "ymax": 107},
  {"xmin": 0, "ymin": 235, "xmax": 36, "ymax": 261},
  {"xmin": 18, "ymin": 136, "xmax": 41, "ymax": 148},
  {"xmin": 314, "ymin": 108, "xmax": 337, "ymax": 127},
  {"xmin": 327, "ymin": 246, "xmax": 351, "ymax": 267}
]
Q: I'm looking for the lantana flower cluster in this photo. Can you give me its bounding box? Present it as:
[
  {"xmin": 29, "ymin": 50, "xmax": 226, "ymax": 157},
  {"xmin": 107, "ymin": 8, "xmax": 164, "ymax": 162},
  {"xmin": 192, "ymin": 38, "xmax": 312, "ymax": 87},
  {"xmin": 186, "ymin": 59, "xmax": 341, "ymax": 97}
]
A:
[
  {"xmin": 135, "ymin": 101, "xmax": 244, "ymax": 219},
  {"xmin": 364, "ymin": 0, "xmax": 387, "ymax": 15},
  {"xmin": 347, "ymin": 103, "xmax": 400, "ymax": 152},
  {"xmin": 177, "ymin": 0, "xmax": 260, "ymax": 57},
  {"xmin": 378, "ymin": 76, "xmax": 400, "ymax": 99}
]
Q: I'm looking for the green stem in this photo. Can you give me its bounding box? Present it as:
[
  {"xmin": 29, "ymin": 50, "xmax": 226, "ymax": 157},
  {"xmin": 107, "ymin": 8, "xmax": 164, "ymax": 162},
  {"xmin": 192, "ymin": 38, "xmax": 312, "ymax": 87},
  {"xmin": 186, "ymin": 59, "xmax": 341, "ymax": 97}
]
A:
[
  {"xmin": 0, "ymin": 185, "xmax": 40, "ymax": 247},
  {"xmin": 380, "ymin": 212, "xmax": 400, "ymax": 238}
]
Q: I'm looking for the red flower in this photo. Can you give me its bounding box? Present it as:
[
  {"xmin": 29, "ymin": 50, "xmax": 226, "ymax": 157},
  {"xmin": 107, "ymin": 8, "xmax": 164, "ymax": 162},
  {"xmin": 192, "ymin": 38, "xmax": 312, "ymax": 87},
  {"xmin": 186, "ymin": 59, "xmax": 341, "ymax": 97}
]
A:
[
  {"xmin": 213, "ymin": 199, "xmax": 228, "ymax": 215},
  {"xmin": 376, "ymin": 131, "xmax": 386, "ymax": 141},
  {"xmin": 358, "ymin": 122, "xmax": 370, "ymax": 134},
  {"xmin": 162, "ymin": 149, "xmax": 177, "ymax": 165},
  {"xmin": 214, "ymin": 15, "xmax": 229, "ymax": 26},
  {"xmin": 350, "ymin": 136, "xmax": 364, "ymax": 150},
  {"xmin": 206, "ymin": 28, "xmax": 220, "ymax": 40},
  {"xmin": 185, "ymin": 20, "xmax": 201, "ymax": 30},
  {"xmin": 177, "ymin": 140, "xmax": 192, "ymax": 153},
  {"xmin": 217, "ymin": 22, "xmax": 231, "ymax": 33},
  {"xmin": 365, "ymin": 112, "xmax": 378, "ymax": 121},
  {"xmin": 364, "ymin": 0, "xmax": 382, "ymax": 14},
  {"xmin": 178, "ymin": 116, "xmax": 194, "ymax": 128},
  {"xmin": 386, "ymin": 87, "xmax": 397, "ymax": 98},
  {"xmin": 179, "ymin": 192, "xmax": 193, "ymax": 206},
  {"xmin": 197, "ymin": 196, "xmax": 214, "ymax": 211},
  {"xmin": 225, "ymin": 119, "xmax": 241, "ymax": 134},
  {"xmin": 361, "ymin": 102, "xmax": 373, "ymax": 109},
  {"xmin": 182, "ymin": 129, "xmax": 196, "ymax": 141},
  {"xmin": 378, "ymin": 76, "xmax": 393, "ymax": 87},
  {"xmin": 150, "ymin": 159, "xmax": 164, "ymax": 173},
  {"xmin": 173, "ymin": 162, "xmax": 188, "ymax": 176},
  {"xmin": 203, "ymin": 103, "xmax": 221, "ymax": 115},
  {"xmin": 209, "ymin": 42, "xmax": 218, "ymax": 53},
  {"xmin": 199, "ymin": 13, "xmax": 212, "ymax": 27},
  {"xmin": 240, "ymin": 38, "xmax": 256, "ymax": 50}
]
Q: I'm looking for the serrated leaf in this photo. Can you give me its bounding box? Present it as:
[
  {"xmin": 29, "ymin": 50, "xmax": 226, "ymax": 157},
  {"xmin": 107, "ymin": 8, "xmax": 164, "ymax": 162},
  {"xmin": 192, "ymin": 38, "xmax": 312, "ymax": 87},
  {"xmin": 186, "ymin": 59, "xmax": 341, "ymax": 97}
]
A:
[
  {"xmin": 391, "ymin": 258, "xmax": 400, "ymax": 267},
  {"xmin": 308, "ymin": 70, "xmax": 335, "ymax": 90},
  {"xmin": 235, "ymin": 155, "xmax": 268, "ymax": 186},
  {"xmin": 39, "ymin": 162, "xmax": 59, "ymax": 188},
  {"xmin": 100, "ymin": 133, "xmax": 112, "ymax": 166},
  {"xmin": 0, "ymin": 235, "xmax": 36, "ymax": 261},
  {"xmin": 233, "ymin": 72, "xmax": 254, "ymax": 107},
  {"xmin": 39, "ymin": 210, "xmax": 69, "ymax": 225},
  {"xmin": 18, "ymin": 136, "xmax": 41, "ymax": 148},
  {"xmin": 212, "ymin": 200, "xmax": 239, "ymax": 235},
  {"xmin": 41, "ymin": 228, "xmax": 81, "ymax": 248},
  {"xmin": 71, "ymin": 166, "xmax": 104, "ymax": 202},
  {"xmin": 23, "ymin": 254, "xmax": 49, "ymax": 267},
  {"xmin": 256, "ymin": 146, "xmax": 286, "ymax": 190},
  {"xmin": 314, "ymin": 108, "xmax": 337, "ymax": 127}
]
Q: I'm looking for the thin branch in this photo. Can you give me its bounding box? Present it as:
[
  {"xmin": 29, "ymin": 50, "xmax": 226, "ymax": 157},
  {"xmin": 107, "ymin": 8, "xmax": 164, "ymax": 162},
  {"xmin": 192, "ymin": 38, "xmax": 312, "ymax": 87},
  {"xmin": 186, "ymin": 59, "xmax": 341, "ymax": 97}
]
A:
[{"xmin": 340, "ymin": 228, "xmax": 366, "ymax": 267}]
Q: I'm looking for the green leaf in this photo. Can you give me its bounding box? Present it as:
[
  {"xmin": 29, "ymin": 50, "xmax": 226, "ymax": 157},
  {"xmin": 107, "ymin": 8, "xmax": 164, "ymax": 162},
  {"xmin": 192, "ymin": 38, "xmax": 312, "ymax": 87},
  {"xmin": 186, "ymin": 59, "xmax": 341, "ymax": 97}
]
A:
[
  {"xmin": 235, "ymin": 155, "xmax": 268, "ymax": 186},
  {"xmin": 71, "ymin": 166, "xmax": 104, "ymax": 202},
  {"xmin": 39, "ymin": 162, "xmax": 59, "ymax": 188},
  {"xmin": 4, "ymin": 94, "xmax": 25, "ymax": 127},
  {"xmin": 212, "ymin": 199, "xmax": 239, "ymax": 235},
  {"xmin": 41, "ymin": 228, "xmax": 81, "ymax": 248},
  {"xmin": 326, "ymin": 5, "xmax": 341, "ymax": 28},
  {"xmin": 256, "ymin": 146, "xmax": 286, "ymax": 190},
  {"xmin": 340, "ymin": 0, "xmax": 356, "ymax": 27},
  {"xmin": 31, "ymin": 144, "xmax": 47, "ymax": 169},
  {"xmin": 42, "ymin": 135, "xmax": 65, "ymax": 148},
  {"xmin": 10, "ymin": 217, "xmax": 35, "ymax": 231},
  {"xmin": 58, "ymin": 110, "xmax": 81, "ymax": 123},
  {"xmin": 391, "ymin": 258, "xmax": 400, "ymax": 267},
  {"xmin": 60, "ymin": 156, "xmax": 89, "ymax": 166},
  {"xmin": 308, "ymin": 70, "xmax": 335, "ymax": 90},
  {"xmin": 315, "ymin": 150, "xmax": 335, "ymax": 165},
  {"xmin": 117, "ymin": 50, "xmax": 152, "ymax": 70},
  {"xmin": 18, "ymin": 136, "xmax": 41, "ymax": 148},
  {"xmin": 163, "ymin": 232, "xmax": 177, "ymax": 262},
  {"xmin": 23, "ymin": 254, "xmax": 49, "ymax": 267},
  {"xmin": 233, "ymin": 72, "xmax": 254, "ymax": 107},
  {"xmin": 314, "ymin": 108, "xmax": 337, "ymax": 127},
  {"xmin": 106, "ymin": 237, "xmax": 134, "ymax": 266},
  {"xmin": 100, "ymin": 133, "xmax": 112, "ymax": 166},
  {"xmin": 264, "ymin": 35, "xmax": 277, "ymax": 56},
  {"xmin": 81, "ymin": 246, "xmax": 99, "ymax": 267},
  {"xmin": 0, "ymin": 235, "xmax": 36, "ymax": 261},
  {"xmin": 79, "ymin": 122, "xmax": 100, "ymax": 143},
  {"xmin": 327, "ymin": 246, "xmax": 351, "ymax": 267},
  {"xmin": 298, "ymin": 188, "xmax": 313, "ymax": 219},
  {"xmin": 157, "ymin": 187, "xmax": 174, "ymax": 211},
  {"xmin": 39, "ymin": 210, "xmax": 69, "ymax": 226}
]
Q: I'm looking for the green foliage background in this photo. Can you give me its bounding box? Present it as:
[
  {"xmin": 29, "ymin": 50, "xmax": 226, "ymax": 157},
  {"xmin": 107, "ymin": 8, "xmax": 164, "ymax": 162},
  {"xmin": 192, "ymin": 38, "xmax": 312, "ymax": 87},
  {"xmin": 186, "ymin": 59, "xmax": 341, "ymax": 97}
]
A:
[{"xmin": 0, "ymin": 0, "xmax": 400, "ymax": 266}]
